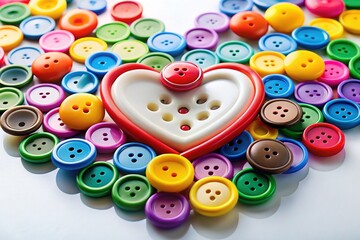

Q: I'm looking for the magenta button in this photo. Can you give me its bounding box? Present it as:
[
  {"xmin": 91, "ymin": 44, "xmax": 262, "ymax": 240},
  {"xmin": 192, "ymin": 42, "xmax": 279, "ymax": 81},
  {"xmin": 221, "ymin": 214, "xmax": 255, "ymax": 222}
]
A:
[
  {"xmin": 337, "ymin": 79, "xmax": 360, "ymax": 104},
  {"xmin": 39, "ymin": 30, "xmax": 75, "ymax": 53},
  {"xmin": 318, "ymin": 60, "xmax": 349, "ymax": 87},
  {"xmin": 25, "ymin": 83, "xmax": 66, "ymax": 112},
  {"xmin": 194, "ymin": 12, "xmax": 230, "ymax": 33},
  {"xmin": 43, "ymin": 108, "xmax": 80, "ymax": 138},
  {"xmin": 192, "ymin": 153, "xmax": 234, "ymax": 180},
  {"xmin": 305, "ymin": 0, "xmax": 345, "ymax": 18},
  {"xmin": 294, "ymin": 81, "xmax": 333, "ymax": 107},
  {"xmin": 184, "ymin": 27, "xmax": 219, "ymax": 50}
]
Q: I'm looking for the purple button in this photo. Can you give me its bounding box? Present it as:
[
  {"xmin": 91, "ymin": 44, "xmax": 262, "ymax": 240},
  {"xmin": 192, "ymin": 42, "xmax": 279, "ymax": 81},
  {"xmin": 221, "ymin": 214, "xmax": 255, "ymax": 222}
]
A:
[
  {"xmin": 278, "ymin": 138, "xmax": 308, "ymax": 174},
  {"xmin": 294, "ymin": 81, "xmax": 333, "ymax": 107},
  {"xmin": 184, "ymin": 27, "xmax": 219, "ymax": 50},
  {"xmin": 145, "ymin": 192, "xmax": 190, "ymax": 229},
  {"xmin": 85, "ymin": 122, "xmax": 127, "ymax": 153},
  {"xmin": 337, "ymin": 79, "xmax": 360, "ymax": 104},
  {"xmin": 39, "ymin": 30, "xmax": 75, "ymax": 53},
  {"xmin": 43, "ymin": 107, "xmax": 80, "ymax": 138},
  {"xmin": 194, "ymin": 12, "xmax": 230, "ymax": 33},
  {"xmin": 25, "ymin": 83, "xmax": 66, "ymax": 112},
  {"xmin": 192, "ymin": 153, "xmax": 234, "ymax": 180},
  {"xmin": 318, "ymin": 60, "xmax": 350, "ymax": 87}
]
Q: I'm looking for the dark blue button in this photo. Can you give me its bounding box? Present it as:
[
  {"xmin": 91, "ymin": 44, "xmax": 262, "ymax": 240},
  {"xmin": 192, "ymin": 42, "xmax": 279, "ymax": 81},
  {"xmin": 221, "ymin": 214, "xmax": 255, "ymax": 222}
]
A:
[
  {"xmin": 147, "ymin": 32, "xmax": 186, "ymax": 57},
  {"xmin": 61, "ymin": 71, "xmax": 99, "ymax": 94},
  {"xmin": 322, "ymin": 98, "xmax": 360, "ymax": 130},
  {"xmin": 258, "ymin": 33, "xmax": 297, "ymax": 55},
  {"xmin": 20, "ymin": 16, "xmax": 56, "ymax": 40},
  {"xmin": 253, "ymin": 0, "xmax": 304, "ymax": 11},
  {"xmin": 277, "ymin": 138, "xmax": 308, "ymax": 174},
  {"xmin": 113, "ymin": 142, "xmax": 156, "ymax": 175},
  {"xmin": 77, "ymin": 0, "xmax": 107, "ymax": 15},
  {"xmin": 51, "ymin": 138, "xmax": 97, "ymax": 171},
  {"xmin": 84, "ymin": 51, "xmax": 122, "ymax": 78},
  {"xmin": 292, "ymin": 26, "xmax": 330, "ymax": 50},
  {"xmin": 219, "ymin": 130, "xmax": 253, "ymax": 161},
  {"xmin": 181, "ymin": 49, "xmax": 220, "ymax": 69},
  {"xmin": 262, "ymin": 74, "xmax": 295, "ymax": 99},
  {"xmin": 7, "ymin": 46, "xmax": 44, "ymax": 67},
  {"xmin": 219, "ymin": 0, "xmax": 253, "ymax": 16}
]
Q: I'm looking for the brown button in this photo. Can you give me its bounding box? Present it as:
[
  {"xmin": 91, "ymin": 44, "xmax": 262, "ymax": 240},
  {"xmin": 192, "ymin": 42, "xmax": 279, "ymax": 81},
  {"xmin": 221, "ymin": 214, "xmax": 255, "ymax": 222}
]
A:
[
  {"xmin": 1, "ymin": 105, "xmax": 43, "ymax": 136},
  {"xmin": 259, "ymin": 99, "xmax": 302, "ymax": 128},
  {"xmin": 246, "ymin": 139, "xmax": 293, "ymax": 174}
]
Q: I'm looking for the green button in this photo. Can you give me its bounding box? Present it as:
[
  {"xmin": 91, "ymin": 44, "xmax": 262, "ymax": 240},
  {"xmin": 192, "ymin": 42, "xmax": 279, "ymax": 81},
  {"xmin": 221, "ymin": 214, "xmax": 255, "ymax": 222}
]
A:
[
  {"xmin": 344, "ymin": 0, "xmax": 360, "ymax": 9},
  {"xmin": 280, "ymin": 103, "xmax": 324, "ymax": 139},
  {"xmin": 232, "ymin": 168, "xmax": 276, "ymax": 205},
  {"xmin": 215, "ymin": 40, "xmax": 254, "ymax": 64},
  {"xmin": 95, "ymin": 22, "xmax": 130, "ymax": 44},
  {"xmin": 181, "ymin": 49, "xmax": 220, "ymax": 69},
  {"xmin": 0, "ymin": 65, "xmax": 33, "ymax": 88},
  {"xmin": 136, "ymin": 52, "xmax": 174, "ymax": 71},
  {"xmin": 0, "ymin": 87, "xmax": 24, "ymax": 113},
  {"xmin": 77, "ymin": 161, "xmax": 119, "ymax": 198},
  {"xmin": 111, "ymin": 40, "xmax": 149, "ymax": 63},
  {"xmin": 112, "ymin": 174, "xmax": 153, "ymax": 211},
  {"xmin": 0, "ymin": 3, "xmax": 30, "ymax": 25},
  {"xmin": 19, "ymin": 132, "xmax": 59, "ymax": 163},
  {"xmin": 326, "ymin": 39, "xmax": 360, "ymax": 64},
  {"xmin": 130, "ymin": 18, "xmax": 165, "ymax": 42},
  {"xmin": 349, "ymin": 54, "xmax": 360, "ymax": 79}
]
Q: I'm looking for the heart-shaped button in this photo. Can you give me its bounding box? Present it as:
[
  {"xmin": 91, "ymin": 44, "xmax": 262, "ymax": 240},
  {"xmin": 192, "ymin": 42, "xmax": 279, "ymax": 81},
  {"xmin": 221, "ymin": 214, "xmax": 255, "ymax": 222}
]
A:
[{"xmin": 100, "ymin": 62, "xmax": 264, "ymax": 160}]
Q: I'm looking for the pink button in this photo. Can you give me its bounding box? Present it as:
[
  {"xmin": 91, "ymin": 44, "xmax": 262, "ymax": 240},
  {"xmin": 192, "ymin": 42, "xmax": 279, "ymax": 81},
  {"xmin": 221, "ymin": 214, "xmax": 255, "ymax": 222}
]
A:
[
  {"xmin": 192, "ymin": 153, "xmax": 234, "ymax": 180},
  {"xmin": 43, "ymin": 107, "xmax": 80, "ymax": 138},
  {"xmin": 305, "ymin": 0, "xmax": 345, "ymax": 18},
  {"xmin": 318, "ymin": 60, "xmax": 350, "ymax": 87},
  {"xmin": 25, "ymin": 83, "xmax": 66, "ymax": 112},
  {"xmin": 0, "ymin": 46, "xmax": 4, "ymax": 66},
  {"xmin": 39, "ymin": 30, "xmax": 75, "ymax": 53}
]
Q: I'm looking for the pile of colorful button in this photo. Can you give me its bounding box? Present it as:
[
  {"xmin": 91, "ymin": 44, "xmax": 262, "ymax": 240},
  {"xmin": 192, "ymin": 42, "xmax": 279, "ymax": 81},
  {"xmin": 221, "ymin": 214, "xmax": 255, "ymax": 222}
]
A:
[{"xmin": 0, "ymin": 0, "xmax": 359, "ymax": 230}]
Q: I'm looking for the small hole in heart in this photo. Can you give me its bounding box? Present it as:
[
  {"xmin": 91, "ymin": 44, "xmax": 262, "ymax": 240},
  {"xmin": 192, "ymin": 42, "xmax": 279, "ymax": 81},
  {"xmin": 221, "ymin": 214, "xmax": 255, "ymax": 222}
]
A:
[
  {"xmin": 178, "ymin": 107, "xmax": 189, "ymax": 114},
  {"xmin": 197, "ymin": 111, "xmax": 209, "ymax": 121},
  {"xmin": 147, "ymin": 102, "xmax": 158, "ymax": 111},
  {"xmin": 196, "ymin": 94, "xmax": 208, "ymax": 104},
  {"xmin": 162, "ymin": 113, "xmax": 173, "ymax": 122},
  {"xmin": 209, "ymin": 100, "xmax": 221, "ymax": 110},
  {"xmin": 180, "ymin": 121, "xmax": 192, "ymax": 131},
  {"xmin": 160, "ymin": 95, "xmax": 172, "ymax": 105}
]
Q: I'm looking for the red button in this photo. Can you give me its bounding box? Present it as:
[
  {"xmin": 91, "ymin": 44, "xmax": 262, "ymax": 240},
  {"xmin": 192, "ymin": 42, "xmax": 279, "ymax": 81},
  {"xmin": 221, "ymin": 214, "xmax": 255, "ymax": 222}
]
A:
[
  {"xmin": 302, "ymin": 122, "xmax": 345, "ymax": 157},
  {"xmin": 111, "ymin": 1, "xmax": 143, "ymax": 24},
  {"xmin": 230, "ymin": 11, "xmax": 269, "ymax": 40}
]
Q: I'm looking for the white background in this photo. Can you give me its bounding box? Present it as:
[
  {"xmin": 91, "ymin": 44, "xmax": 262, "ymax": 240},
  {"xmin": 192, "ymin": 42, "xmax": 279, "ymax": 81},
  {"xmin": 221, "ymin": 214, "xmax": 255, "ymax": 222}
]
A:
[{"xmin": 1, "ymin": 0, "xmax": 360, "ymax": 239}]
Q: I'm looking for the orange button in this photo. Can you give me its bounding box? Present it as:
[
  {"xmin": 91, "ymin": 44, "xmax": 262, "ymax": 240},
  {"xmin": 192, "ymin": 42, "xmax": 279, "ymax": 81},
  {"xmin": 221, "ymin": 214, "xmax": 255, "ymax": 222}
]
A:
[{"xmin": 59, "ymin": 9, "xmax": 98, "ymax": 39}]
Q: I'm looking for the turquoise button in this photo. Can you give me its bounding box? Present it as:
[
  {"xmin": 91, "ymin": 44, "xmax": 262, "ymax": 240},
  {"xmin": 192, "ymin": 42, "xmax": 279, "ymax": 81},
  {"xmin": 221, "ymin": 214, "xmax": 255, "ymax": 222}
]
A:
[
  {"xmin": 181, "ymin": 49, "xmax": 220, "ymax": 69},
  {"xmin": 215, "ymin": 40, "xmax": 254, "ymax": 63}
]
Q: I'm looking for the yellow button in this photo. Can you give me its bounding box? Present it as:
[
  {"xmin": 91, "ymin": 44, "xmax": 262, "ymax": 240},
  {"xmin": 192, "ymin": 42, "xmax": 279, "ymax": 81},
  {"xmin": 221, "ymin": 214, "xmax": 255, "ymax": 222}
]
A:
[
  {"xmin": 28, "ymin": 0, "xmax": 67, "ymax": 20},
  {"xmin": 250, "ymin": 51, "xmax": 285, "ymax": 77},
  {"xmin": 189, "ymin": 176, "xmax": 238, "ymax": 217},
  {"xmin": 339, "ymin": 10, "xmax": 360, "ymax": 35},
  {"xmin": 308, "ymin": 18, "xmax": 344, "ymax": 40},
  {"xmin": 247, "ymin": 117, "xmax": 278, "ymax": 140},
  {"xmin": 111, "ymin": 40, "xmax": 149, "ymax": 63},
  {"xmin": 0, "ymin": 25, "xmax": 23, "ymax": 52},
  {"xmin": 284, "ymin": 50, "xmax": 325, "ymax": 82},
  {"xmin": 146, "ymin": 154, "xmax": 194, "ymax": 193},
  {"xmin": 69, "ymin": 37, "xmax": 108, "ymax": 63},
  {"xmin": 264, "ymin": 3, "xmax": 304, "ymax": 33},
  {"xmin": 59, "ymin": 93, "xmax": 105, "ymax": 130}
]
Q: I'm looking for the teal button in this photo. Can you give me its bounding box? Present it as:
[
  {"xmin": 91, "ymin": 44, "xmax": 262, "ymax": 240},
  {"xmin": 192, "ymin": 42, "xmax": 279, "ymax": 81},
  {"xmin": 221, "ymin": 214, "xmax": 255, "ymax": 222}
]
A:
[
  {"xmin": 130, "ymin": 18, "xmax": 165, "ymax": 42},
  {"xmin": 137, "ymin": 52, "xmax": 174, "ymax": 71},
  {"xmin": 95, "ymin": 22, "xmax": 130, "ymax": 44},
  {"xmin": 216, "ymin": 40, "xmax": 254, "ymax": 63},
  {"xmin": 0, "ymin": 87, "xmax": 24, "ymax": 113},
  {"xmin": 181, "ymin": 49, "xmax": 220, "ymax": 69}
]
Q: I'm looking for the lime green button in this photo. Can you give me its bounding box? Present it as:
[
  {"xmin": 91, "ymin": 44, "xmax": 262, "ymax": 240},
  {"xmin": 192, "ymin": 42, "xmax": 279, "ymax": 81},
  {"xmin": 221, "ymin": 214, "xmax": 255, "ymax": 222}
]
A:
[
  {"xmin": 215, "ymin": 40, "xmax": 254, "ymax": 63},
  {"xmin": 344, "ymin": 0, "xmax": 360, "ymax": 9},
  {"xmin": 77, "ymin": 161, "xmax": 119, "ymax": 198},
  {"xmin": 0, "ymin": 3, "xmax": 30, "ymax": 25},
  {"xmin": 130, "ymin": 18, "xmax": 165, "ymax": 42},
  {"xmin": 111, "ymin": 39, "xmax": 149, "ymax": 63},
  {"xmin": 181, "ymin": 49, "xmax": 220, "ymax": 69},
  {"xmin": 349, "ymin": 54, "xmax": 360, "ymax": 79},
  {"xmin": 0, "ymin": 87, "xmax": 24, "ymax": 113},
  {"xmin": 112, "ymin": 174, "xmax": 153, "ymax": 211},
  {"xmin": 0, "ymin": 65, "xmax": 33, "ymax": 88},
  {"xmin": 136, "ymin": 52, "xmax": 174, "ymax": 71},
  {"xmin": 19, "ymin": 132, "xmax": 59, "ymax": 163},
  {"xmin": 95, "ymin": 22, "xmax": 130, "ymax": 44},
  {"xmin": 327, "ymin": 39, "xmax": 360, "ymax": 64},
  {"xmin": 232, "ymin": 168, "xmax": 276, "ymax": 205}
]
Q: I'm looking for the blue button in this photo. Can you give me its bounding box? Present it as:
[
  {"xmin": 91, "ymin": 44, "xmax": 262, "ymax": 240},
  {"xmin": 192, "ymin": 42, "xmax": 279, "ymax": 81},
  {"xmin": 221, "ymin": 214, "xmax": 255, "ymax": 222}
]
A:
[
  {"xmin": 262, "ymin": 74, "xmax": 295, "ymax": 99},
  {"xmin": 277, "ymin": 138, "xmax": 308, "ymax": 174},
  {"xmin": 77, "ymin": 0, "xmax": 107, "ymax": 15},
  {"xmin": 258, "ymin": 33, "xmax": 297, "ymax": 55},
  {"xmin": 147, "ymin": 32, "xmax": 186, "ymax": 57},
  {"xmin": 181, "ymin": 49, "xmax": 219, "ymax": 69},
  {"xmin": 84, "ymin": 51, "xmax": 122, "ymax": 78},
  {"xmin": 113, "ymin": 142, "xmax": 156, "ymax": 175},
  {"xmin": 219, "ymin": 130, "xmax": 253, "ymax": 161},
  {"xmin": 61, "ymin": 71, "xmax": 99, "ymax": 94},
  {"xmin": 322, "ymin": 98, "xmax": 360, "ymax": 130},
  {"xmin": 51, "ymin": 138, "xmax": 97, "ymax": 171},
  {"xmin": 291, "ymin": 26, "xmax": 330, "ymax": 50},
  {"xmin": 219, "ymin": 0, "xmax": 253, "ymax": 16},
  {"xmin": 20, "ymin": 16, "xmax": 56, "ymax": 40},
  {"xmin": 215, "ymin": 40, "xmax": 254, "ymax": 63},
  {"xmin": 253, "ymin": 0, "xmax": 304, "ymax": 11},
  {"xmin": 7, "ymin": 46, "xmax": 44, "ymax": 67}
]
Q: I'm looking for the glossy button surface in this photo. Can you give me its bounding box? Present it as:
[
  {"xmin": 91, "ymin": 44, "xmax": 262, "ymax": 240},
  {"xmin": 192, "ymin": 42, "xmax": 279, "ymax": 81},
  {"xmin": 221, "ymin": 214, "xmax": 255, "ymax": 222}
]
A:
[
  {"xmin": 337, "ymin": 79, "xmax": 360, "ymax": 104},
  {"xmin": 230, "ymin": 11, "xmax": 268, "ymax": 40},
  {"xmin": 339, "ymin": 10, "xmax": 360, "ymax": 35},
  {"xmin": 305, "ymin": 0, "xmax": 345, "ymax": 18},
  {"xmin": 137, "ymin": 52, "xmax": 174, "ymax": 72},
  {"xmin": 0, "ymin": 2, "xmax": 30, "ymax": 25},
  {"xmin": 258, "ymin": 33, "xmax": 297, "ymax": 55},
  {"xmin": 294, "ymin": 81, "xmax": 333, "ymax": 107},
  {"xmin": 59, "ymin": 9, "xmax": 98, "ymax": 39},
  {"xmin": 308, "ymin": 18, "xmax": 344, "ymax": 40},
  {"xmin": 110, "ymin": 0, "xmax": 143, "ymax": 24},
  {"xmin": 0, "ymin": 87, "xmax": 23, "ymax": 113},
  {"xmin": 318, "ymin": 60, "xmax": 349, "ymax": 87},
  {"xmin": 0, "ymin": 25, "xmax": 23, "ymax": 51},
  {"xmin": 20, "ymin": 16, "xmax": 55, "ymax": 40},
  {"xmin": 111, "ymin": 39, "xmax": 148, "ymax": 63},
  {"xmin": 194, "ymin": 12, "xmax": 229, "ymax": 33},
  {"xmin": 349, "ymin": 54, "xmax": 360, "ymax": 79},
  {"xmin": 292, "ymin": 26, "xmax": 330, "ymax": 50},
  {"xmin": 28, "ymin": 0, "xmax": 66, "ymax": 20},
  {"xmin": 77, "ymin": 0, "xmax": 107, "ymax": 15},
  {"xmin": 69, "ymin": 37, "xmax": 107, "ymax": 63},
  {"xmin": 192, "ymin": 153, "xmax": 234, "ymax": 180},
  {"xmin": 219, "ymin": 130, "xmax": 253, "ymax": 161},
  {"xmin": 8, "ymin": 46, "xmax": 43, "ymax": 67},
  {"xmin": 95, "ymin": 22, "xmax": 130, "ymax": 44},
  {"xmin": 25, "ymin": 83, "xmax": 66, "ymax": 112},
  {"xmin": 248, "ymin": 117, "xmax": 278, "ymax": 140},
  {"xmin": 181, "ymin": 49, "xmax": 219, "ymax": 69},
  {"xmin": 326, "ymin": 39, "xmax": 360, "ymax": 64},
  {"xmin": 39, "ymin": 30, "xmax": 75, "ymax": 53},
  {"xmin": 219, "ymin": 0, "xmax": 253, "ymax": 16},
  {"xmin": 85, "ymin": 51, "xmax": 122, "ymax": 77},
  {"xmin": 130, "ymin": 18, "xmax": 165, "ymax": 41},
  {"xmin": 61, "ymin": 71, "xmax": 99, "ymax": 94},
  {"xmin": 43, "ymin": 107, "xmax": 80, "ymax": 138},
  {"xmin": 262, "ymin": 74, "xmax": 295, "ymax": 99},
  {"xmin": 216, "ymin": 40, "xmax": 253, "ymax": 63},
  {"xmin": 253, "ymin": 0, "xmax": 304, "ymax": 11},
  {"xmin": 185, "ymin": 27, "xmax": 219, "ymax": 50},
  {"xmin": 250, "ymin": 51, "xmax": 285, "ymax": 77},
  {"xmin": 147, "ymin": 32, "xmax": 186, "ymax": 57},
  {"xmin": 0, "ymin": 65, "xmax": 32, "ymax": 88},
  {"xmin": 278, "ymin": 138, "xmax": 308, "ymax": 174}
]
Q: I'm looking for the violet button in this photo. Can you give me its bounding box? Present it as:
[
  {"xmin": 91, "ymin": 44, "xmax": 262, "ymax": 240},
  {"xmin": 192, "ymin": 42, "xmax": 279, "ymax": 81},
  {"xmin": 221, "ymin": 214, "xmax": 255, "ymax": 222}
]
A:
[
  {"xmin": 294, "ymin": 81, "xmax": 333, "ymax": 107},
  {"xmin": 278, "ymin": 138, "xmax": 308, "ymax": 174},
  {"xmin": 192, "ymin": 153, "xmax": 234, "ymax": 180},
  {"xmin": 25, "ymin": 83, "xmax": 66, "ymax": 112},
  {"xmin": 337, "ymin": 79, "xmax": 360, "ymax": 104},
  {"xmin": 184, "ymin": 27, "xmax": 219, "ymax": 50},
  {"xmin": 194, "ymin": 12, "xmax": 230, "ymax": 33},
  {"xmin": 43, "ymin": 108, "xmax": 80, "ymax": 138}
]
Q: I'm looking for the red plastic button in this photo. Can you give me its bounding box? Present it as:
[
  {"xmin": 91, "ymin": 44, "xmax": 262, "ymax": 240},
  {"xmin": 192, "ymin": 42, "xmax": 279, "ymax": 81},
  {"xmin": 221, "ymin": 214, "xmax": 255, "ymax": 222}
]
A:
[
  {"xmin": 111, "ymin": 1, "xmax": 143, "ymax": 24},
  {"xmin": 230, "ymin": 11, "xmax": 269, "ymax": 40}
]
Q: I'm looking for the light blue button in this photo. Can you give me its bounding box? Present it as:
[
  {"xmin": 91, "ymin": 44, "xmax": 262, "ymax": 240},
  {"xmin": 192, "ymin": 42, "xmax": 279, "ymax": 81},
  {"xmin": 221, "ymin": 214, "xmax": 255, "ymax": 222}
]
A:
[
  {"xmin": 61, "ymin": 71, "xmax": 99, "ymax": 94},
  {"xmin": 219, "ymin": 0, "xmax": 253, "ymax": 16},
  {"xmin": 20, "ymin": 16, "xmax": 56, "ymax": 40},
  {"xmin": 277, "ymin": 138, "xmax": 308, "ymax": 174},
  {"xmin": 147, "ymin": 32, "xmax": 186, "ymax": 57},
  {"xmin": 181, "ymin": 49, "xmax": 219, "ymax": 69},
  {"xmin": 292, "ymin": 26, "xmax": 330, "ymax": 50},
  {"xmin": 253, "ymin": 0, "xmax": 304, "ymax": 11},
  {"xmin": 215, "ymin": 40, "xmax": 253, "ymax": 63},
  {"xmin": 85, "ymin": 51, "xmax": 122, "ymax": 78},
  {"xmin": 219, "ymin": 130, "xmax": 253, "ymax": 161},
  {"xmin": 7, "ymin": 46, "xmax": 43, "ymax": 67},
  {"xmin": 77, "ymin": 0, "xmax": 107, "ymax": 15},
  {"xmin": 258, "ymin": 33, "xmax": 297, "ymax": 55},
  {"xmin": 262, "ymin": 74, "xmax": 295, "ymax": 99}
]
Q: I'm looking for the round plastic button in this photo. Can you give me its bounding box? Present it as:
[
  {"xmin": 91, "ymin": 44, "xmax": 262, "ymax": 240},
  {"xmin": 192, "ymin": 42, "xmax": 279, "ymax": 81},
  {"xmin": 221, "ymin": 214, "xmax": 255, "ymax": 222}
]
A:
[
  {"xmin": 85, "ymin": 51, "xmax": 122, "ymax": 78},
  {"xmin": 0, "ymin": 46, "xmax": 4, "ymax": 65},
  {"xmin": 130, "ymin": 18, "xmax": 165, "ymax": 42},
  {"xmin": 302, "ymin": 122, "xmax": 345, "ymax": 157},
  {"xmin": 61, "ymin": 71, "xmax": 99, "ymax": 94},
  {"xmin": 146, "ymin": 154, "xmax": 194, "ymax": 193},
  {"xmin": 185, "ymin": 27, "xmax": 219, "ymax": 50},
  {"xmin": 76, "ymin": 161, "xmax": 119, "ymax": 198},
  {"xmin": 59, "ymin": 9, "xmax": 98, "ymax": 39},
  {"xmin": 277, "ymin": 138, "xmax": 308, "ymax": 174},
  {"xmin": 248, "ymin": 117, "xmax": 278, "ymax": 140},
  {"xmin": 0, "ymin": 65, "xmax": 32, "ymax": 88},
  {"xmin": 43, "ymin": 107, "xmax": 80, "ymax": 138},
  {"xmin": 305, "ymin": 0, "xmax": 345, "ymax": 18},
  {"xmin": 51, "ymin": 138, "xmax": 96, "ymax": 171},
  {"xmin": 219, "ymin": 0, "xmax": 253, "ymax": 16},
  {"xmin": 111, "ymin": 0, "xmax": 142, "ymax": 24},
  {"xmin": 253, "ymin": 0, "xmax": 304, "ymax": 11},
  {"xmin": 111, "ymin": 39, "xmax": 148, "ymax": 63},
  {"xmin": 25, "ymin": 83, "xmax": 66, "ymax": 112},
  {"xmin": 294, "ymin": 81, "xmax": 333, "ymax": 107},
  {"xmin": 349, "ymin": 54, "xmax": 360, "ymax": 79},
  {"xmin": 232, "ymin": 168, "xmax": 276, "ymax": 205},
  {"xmin": 0, "ymin": 105, "xmax": 42, "ymax": 136},
  {"xmin": 19, "ymin": 16, "xmax": 55, "ymax": 40},
  {"xmin": 250, "ymin": 51, "xmax": 285, "ymax": 77},
  {"xmin": 28, "ymin": 0, "xmax": 66, "ymax": 20},
  {"xmin": 308, "ymin": 18, "xmax": 344, "ymax": 40},
  {"xmin": 292, "ymin": 26, "xmax": 330, "ymax": 50},
  {"xmin": 137, "ymin": 52, "xmax": 174, "ymax": 72},
  {"xmin": 181, "ymin": 49, "xmax": 219, "ymax": 69},
  {"xmin": 194, "ymin": 12, "xmax": 229, "ymax": 33},
  {"xmin": 262, "ymin": 74, "xmax": 295, "ymax": 99},
  {"xmin": 77, "ymin": 0, "xmax": 107, "ymax": 15},
  {"xmin": 258, "ymin": 33, "xmax": 297, "ymax": 55},
  {"xmin": 318, "ymin": 60, "xmax": 349, "ymax": 87},
  {"xmin": 19, "ymin": 132, "xmax": 59, "ymax": 163},
  {"xmin": 284, "ymin": 50, "xmax": 325, "ymax": 82},
  {"xmin": 95, "ymin": 22, "xmax": 130, "ymax": 44},
  {"xmin": 0, "ymin": 87, "xmax": 23, "ymax": 113},
  {"xmin": 192, "ymin": 153, "xmax": 233, "ymax": 180},
  {"xmin": 59, "ymin": 93, "xmax": 105, "ymax": 130},
  {"xmin": 326, "ymin": 39, "xmax": 360, "ymax": 64},
  {"xmin": 230, "ymin": 11, "xmax": 269, "ymax": 40},
  {"xmin": 112, "ymin": 174, "xmax": 153, "ymax": 211},
  {"xmin": 145, "ymin": 192, "xmax": 191, "ymax": 229},
  {"xmin": 339, "ymin": 10, "xmax": 360, "ymax": 35},
  {"xmin": 8, "ymin": 46, "xmax": 43, "ymax": 67},
  {"xmin": 113, "ymin": 142, "xmax": 156, "ymax": 175},
  {"xmin": 147, "ymin": 32, "xmax": 186, "ymax": 57},
  {"xmin": 189, "ymin": 176, "xmax": 238, "ymax": 217},
  {"xmin": 0, "ymin": 3, "xmax": 30, "ymax": 25},
  {"xmin": 219, "ymin": 130, "xmax": 254, "ymax": 161},
  {"xmin": 69, "ymin": 37, "xmax": 108, "ymax": 63},
  {"xmin": 39, "ymin": 30, "xmax": 75, "ymax": 53},
  {"xmin": 337, "ymin": 79, "xmax": 360, "ymax": 104},
  {"xmin": 0, "ymin": 25, "xmax": 23, "ymax": 51},
  {"xmin": 215, "ymin": 40, "xmax": 254, "ymax": 63},
  {"xmin": 344, "ymin": 0, "xmax": 360, "ymax": 9}
]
